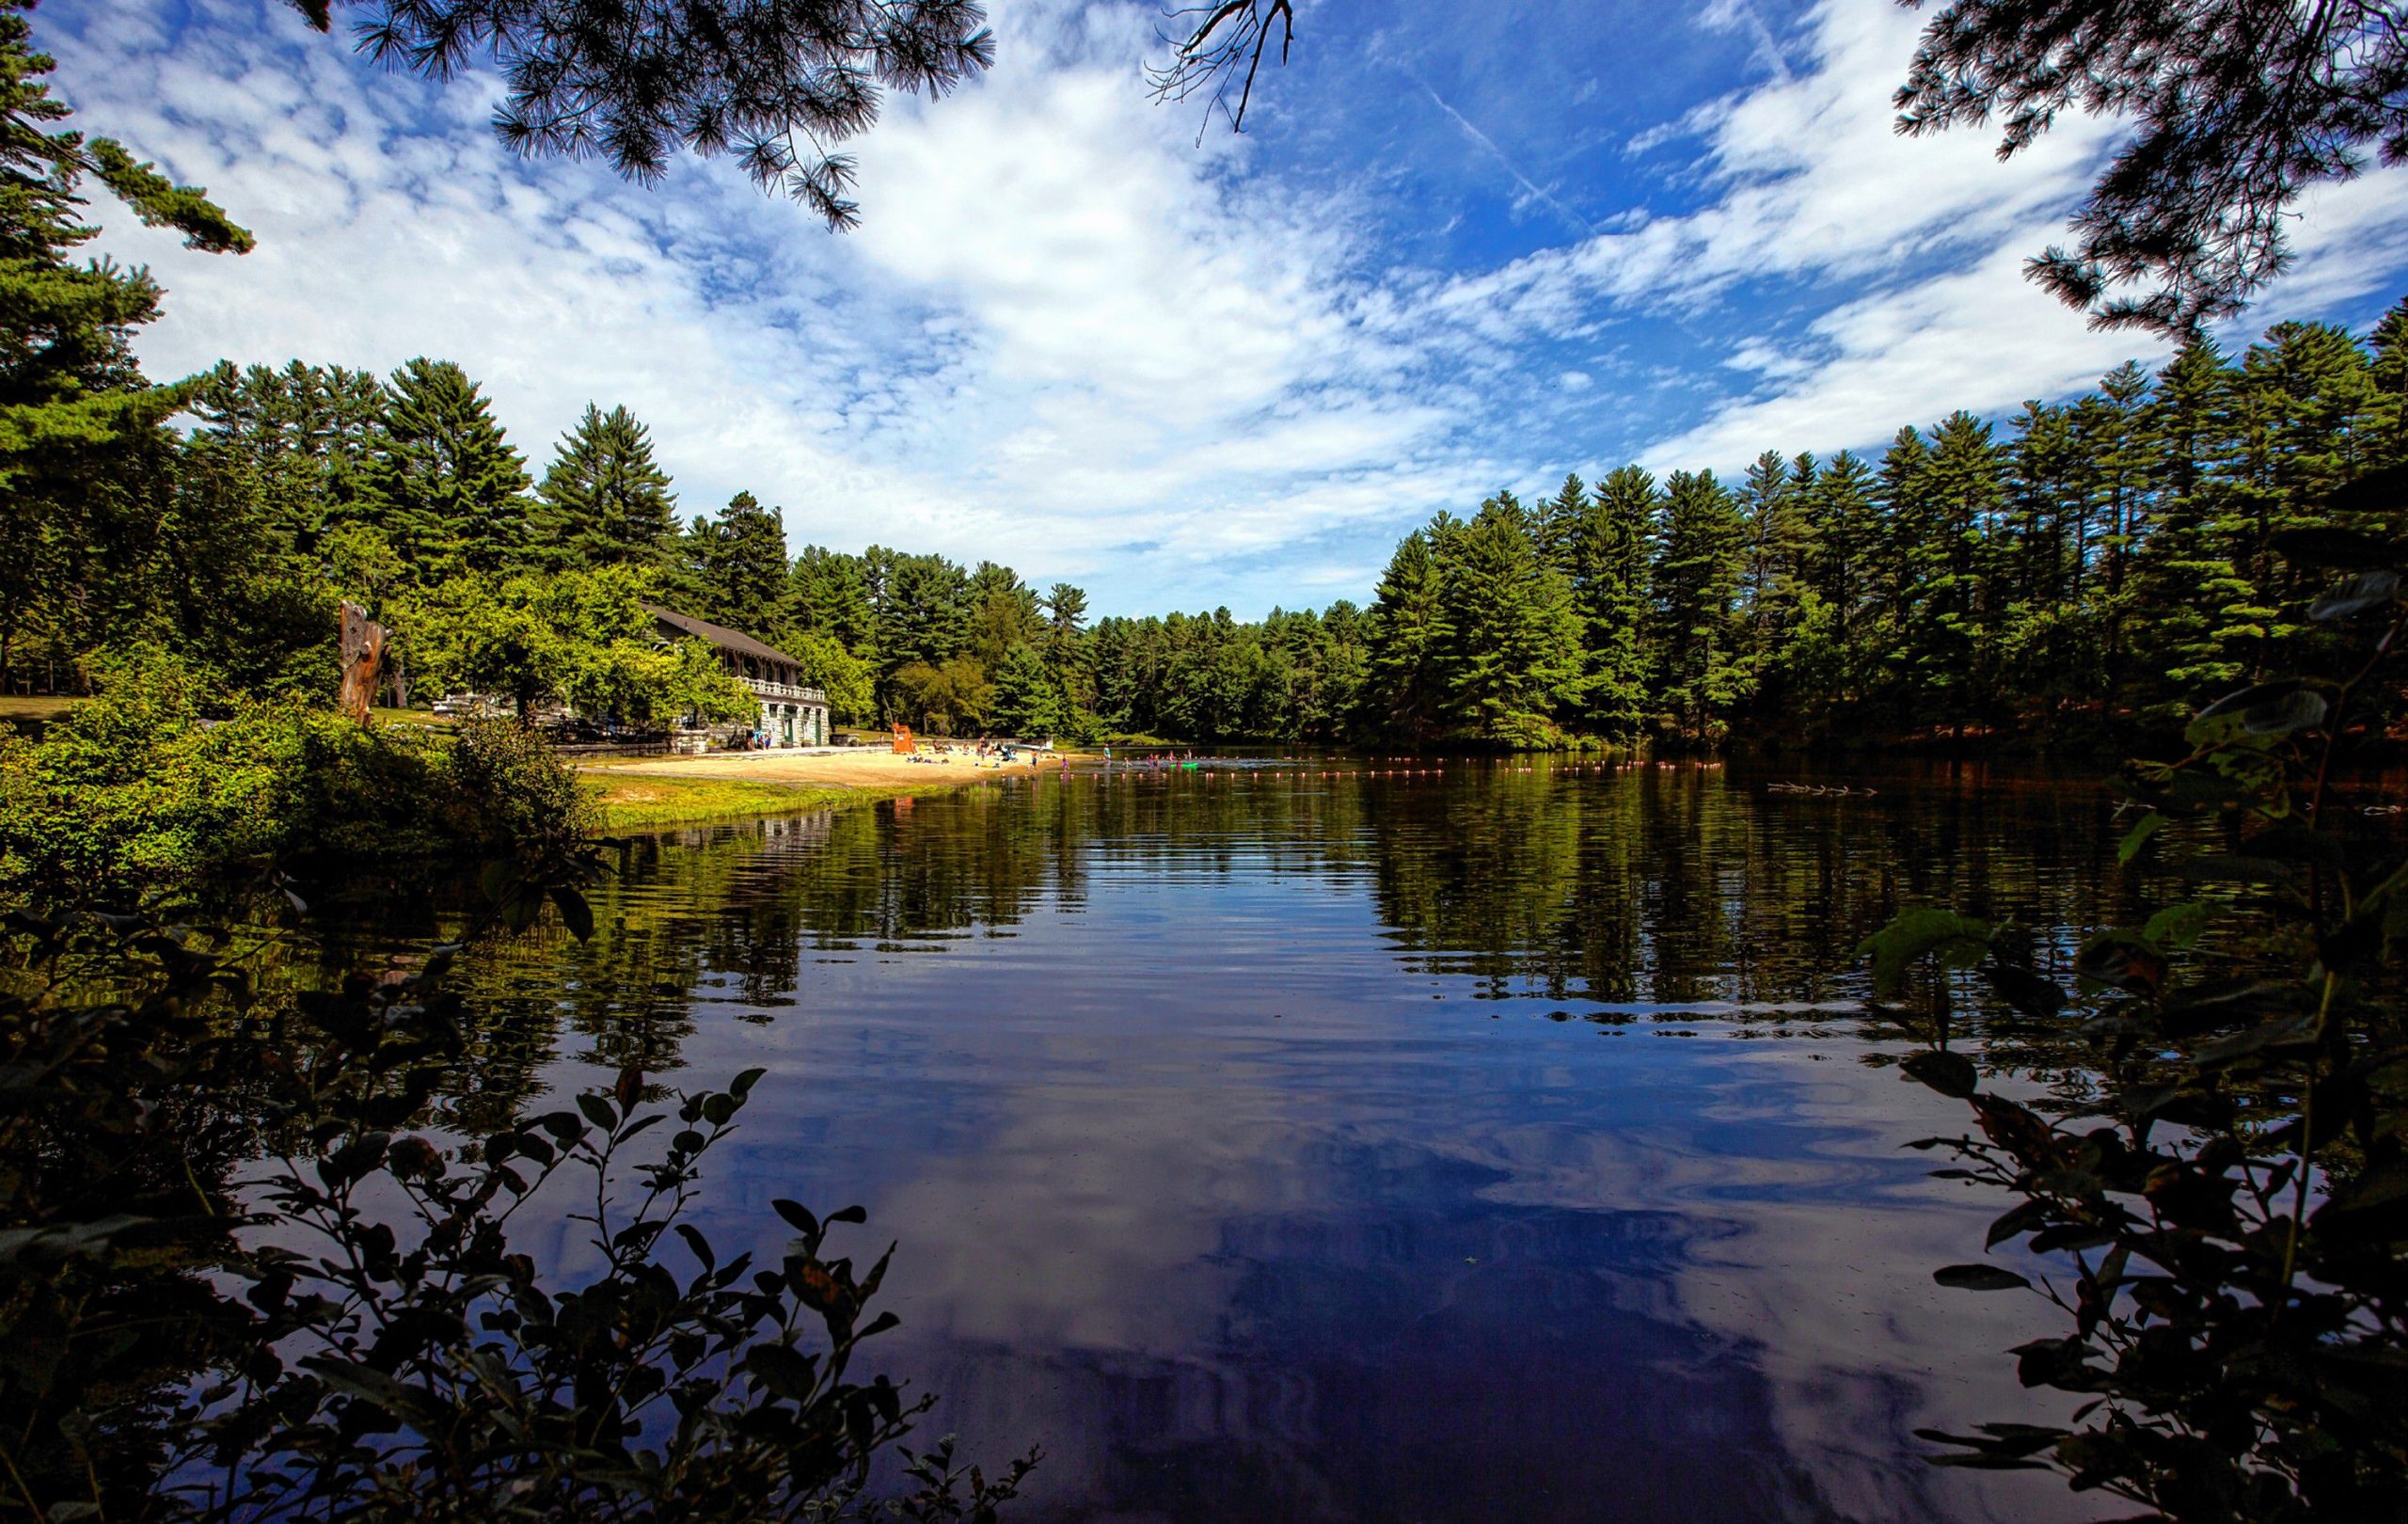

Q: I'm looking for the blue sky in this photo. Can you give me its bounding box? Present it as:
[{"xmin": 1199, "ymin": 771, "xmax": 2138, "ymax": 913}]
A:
[{"xmin": 53, "ymin": 0, "xmax": 2408, "ymax": 617}]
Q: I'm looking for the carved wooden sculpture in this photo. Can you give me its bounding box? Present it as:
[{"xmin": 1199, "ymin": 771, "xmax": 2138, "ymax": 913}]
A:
[{"xmin": 338, "ymin": 601, "xmax": 388, "ymax": 723}]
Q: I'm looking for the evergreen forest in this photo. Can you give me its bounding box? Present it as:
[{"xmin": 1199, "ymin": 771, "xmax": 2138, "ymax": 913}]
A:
[
  {"xmin": 9, "ymin": 2, "xmax": 2408, "ymax": 1521},
  {"xmin": 18, "ymin": 306, "xmax": 2408, "ymax": 752},
  {"xmin": 6, "ymin": 0, "xmax": 2405, "ymax": 754}
]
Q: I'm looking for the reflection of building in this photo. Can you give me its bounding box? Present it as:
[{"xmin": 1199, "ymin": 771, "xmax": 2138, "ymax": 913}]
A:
[{"xmin": 647, "ymin": 605, "xmax": 830, "ymax": 748}]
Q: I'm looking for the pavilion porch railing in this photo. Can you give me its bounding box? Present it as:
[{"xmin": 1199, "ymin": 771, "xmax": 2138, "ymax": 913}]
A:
[{"xmin": 744, "ymin": 680, "xmax": 828, "ymax": 705}]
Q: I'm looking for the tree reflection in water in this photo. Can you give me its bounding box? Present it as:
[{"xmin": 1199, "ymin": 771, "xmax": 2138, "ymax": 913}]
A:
[
  {"xmin": 388, "ymin": 759, "xmax": 2199, "ymax": 1521},
  {"xmin": 28, "ymin": 759, "xmax": 2308, "ymax": 1519}
]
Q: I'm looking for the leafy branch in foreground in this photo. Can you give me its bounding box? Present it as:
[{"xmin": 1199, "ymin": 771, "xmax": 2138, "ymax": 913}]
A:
[
  {"xmin": 1860, "ymin": 519, "xmax": 2408, "ymax": 1521},
  {"xmin": 1897, "ymin": 0, "xmax": 2408, "ymax": 338},
  {"xmin": 0, "ymin": 892, "xmax": 1036, "ymax": 1520},
  {"xmin": 280, "ymin": 0, "xmax": 994, "ymax": 227}
]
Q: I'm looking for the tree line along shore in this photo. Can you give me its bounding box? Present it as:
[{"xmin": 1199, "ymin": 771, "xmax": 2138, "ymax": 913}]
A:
[
  {"xmin": 8, "ymin": 0, "xmax": 2407, "ymax": 904},
  {"xmin": 16, "ymin": 306, "xmax": 2407, "ymax": 760}
]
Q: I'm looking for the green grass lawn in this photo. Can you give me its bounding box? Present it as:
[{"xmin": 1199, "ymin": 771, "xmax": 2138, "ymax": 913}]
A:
[
  {"xmin": 582, "ymin": 771, "xmax": 921, "ymax": 831},
  {"xmin": 0, "ymin": 694, "xmax": 85, "ymax": 724}
]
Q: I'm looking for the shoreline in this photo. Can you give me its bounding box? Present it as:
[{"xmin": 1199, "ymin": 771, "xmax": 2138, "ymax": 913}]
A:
[{"xmin": 581, "ymin": 746, "xmax": 1062, "ymax": 830}]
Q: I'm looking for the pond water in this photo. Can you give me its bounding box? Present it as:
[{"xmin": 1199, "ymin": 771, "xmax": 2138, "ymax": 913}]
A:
[{"xmin": 419, "ymin": 757, "xmax": 2177, "ymax": 1522}]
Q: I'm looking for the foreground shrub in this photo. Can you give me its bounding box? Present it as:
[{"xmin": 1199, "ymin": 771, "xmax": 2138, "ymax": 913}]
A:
[
  {"xmin": 1863, "ymin": 529, "xmax": 2407, "ymax": 1521},
  {"xmin": 437, "ymin": 711, "xmax": 599, "ymax": 853},
  {"xmin": 0, "ymin": 901, "xmax": 1037, "ymax": 1521},
  {"xmin": 0, "ymin": 649, "xmax": 594, "ymax": 898}
]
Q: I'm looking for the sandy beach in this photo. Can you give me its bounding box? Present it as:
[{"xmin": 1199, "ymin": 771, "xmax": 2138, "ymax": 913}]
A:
[{"xmin": 583, "ymin": 744, "xmax": 1053, "ymax": 791}]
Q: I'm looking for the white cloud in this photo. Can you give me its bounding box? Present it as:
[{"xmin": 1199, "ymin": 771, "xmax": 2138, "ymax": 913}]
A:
[
  {"xmin": 1642, "ymin": 153, "xmax": 2408, "ymax": 472},
  {"xmin": 1578, "ymin": 0, "xmax": 2408, "ymax": 473},
  {"xmin": 1423, "ymin": 1, "xmax": 2125, "ymax": 349},
  {"xmin": 59, "ymin": 0, "xmax": 1478, "ymax": 611},
  {"xmin": 1643, "ymin": 245, "xmax": 2153, "ymax": 468},
  {"xmin": 51, "ymin": 0, "xmax": 2408, "ymax": 612}
]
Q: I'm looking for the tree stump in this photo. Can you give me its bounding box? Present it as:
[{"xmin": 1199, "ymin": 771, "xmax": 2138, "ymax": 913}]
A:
[{"xmin": 339, "ymin": 602, "xmax": 388, "ymax": 724}]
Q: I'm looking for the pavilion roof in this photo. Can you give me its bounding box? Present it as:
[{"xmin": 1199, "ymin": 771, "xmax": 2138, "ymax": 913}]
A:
[{"xmin": 644, "ymin": 604, "xmax": 799, "ymax": 667}]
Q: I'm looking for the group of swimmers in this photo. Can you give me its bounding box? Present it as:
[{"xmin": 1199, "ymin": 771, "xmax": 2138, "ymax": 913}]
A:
[{"xmin": 1098, "ymin": 746, "xmax": 1198, "ymax": 771}]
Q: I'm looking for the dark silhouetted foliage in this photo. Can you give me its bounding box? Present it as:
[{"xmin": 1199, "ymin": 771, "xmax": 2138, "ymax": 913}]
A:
[
  {"xmin": 0, "ymin": 890, "xmax": 1038, "ymax": 1519},
  {"xmin": 293, "ymin": 0, "xmax": 995, "ymax": 226},
  {"xmin": 1863, "ymin": 493, "xmax": 2408, "ymax": 1521}
]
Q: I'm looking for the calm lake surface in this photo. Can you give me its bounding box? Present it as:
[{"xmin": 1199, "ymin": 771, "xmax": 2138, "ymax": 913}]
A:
[{"xmin": 412, "ymin": 757, "xmax": 2183, "ymax": 1522}]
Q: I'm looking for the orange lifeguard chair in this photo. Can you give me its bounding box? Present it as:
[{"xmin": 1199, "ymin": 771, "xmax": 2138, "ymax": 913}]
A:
[{"xmin": 892, "ymin": 722, "xmax": 914, "ymax": 754}]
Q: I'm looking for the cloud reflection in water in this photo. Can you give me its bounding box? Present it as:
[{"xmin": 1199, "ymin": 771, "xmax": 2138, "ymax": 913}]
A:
[{"xmin": 472, "ymin": 764, "xmax": 2125, "ymax": 1521}]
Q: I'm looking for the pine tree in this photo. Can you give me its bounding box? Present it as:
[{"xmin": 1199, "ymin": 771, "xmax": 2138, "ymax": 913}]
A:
[
  {"xmin": 2000, "ymin": 400, "xmax": 2105, "ymax": 726},
  {"xmin": 1088, "ymin": 615, "xmax": 1138, "ymax": 732},
  {"xmin": 283, "ymin": 0, "xmax": 995, "ymax": 230},
  {"xmin": 2127, "ymin": 344, "xmax": 2237, "ymax": 703},
  {"xmin": 2368, "ymin": 295, "xmax": 2408, "ymax": 469},
  {"xmin": 193, "ymin": 360, "xmax": 384, "ymax": 548},
  {"xmin": 2084, "ymin": 361, "xmax": 2156, "ymax": 607},
  {"xmin": 965, "ymin": 562, "xmax": 1038, "ymax": 671},
  {"xmin": 1560, "ymin": 466, "xmax": 1654, "ymax": 739},
  {"xmin": 990, "ymin": 643, "xmax": 1064, "ymax": 738},
  {"xmin": 1735, "ymin": 451, "xmax": 1791, "ymax": 631},
  {"xmin": 869, "ymin": 550, "xmax": 972, "ymax": 714},
  {"xmin": 1042, "ymin": 583, "xmax": 1088, "ymax": 643},
  {"xmin": 682, "ymin": 491, "xmax": 789, "ymax": 631},
  {"xmin": 2105, "ymin": 342, "xmax": 2219, "ymax": 706},
  {"xmin": 1363, "ymin": 525, "xmax": 1448, "ymax": 744},
  {"xmin": 1042, "ymin": 582, "xmax": 1091, "ymax": 716},
  {"xmin": 1316, "ymin": 598, "xmax": 1370, "ymax": 739},
  {"xmin": 532, "ymin": 403, "xmax": 677, "ymax": 571},
  {"xmin": 1538, "ymin": 472, "xmax": 1588, "ymax": 573},
  {"xmin": 2243, "ymin": 322, "xmax": 2379, "ymax": 511},
  {"xmin": 789, "ymin": 546, "xmax": 877, "ymax": 655},
  {"xmin": 1735, "ymin": 449, "xmax": 1817, "ymax": 708},
  {"xmin": 1911, "ymin": 411, "xmax": 2009, "ymax": 732},
  {"xmin": 365, "ymin": 358, "xmax": 532, "ymax": 581},
  {"xmin": 1435, "ymin": 497, "xmax": 1580, "ymax": 745},
  {"xmin": 1802, "ymin": 450, "xmax": 1879, "ymax": 659},
  {"xmin": 2227, "ymin": 323, "xmax": 2380, "ymax": 678},
  {"xmin": 0, "ymin": 5, "xmax": 250, "ymax": 689},
  {"xmin": 153, "ymin": 435, "xmax": 336, "ymax": 694},
  {"xmin": 1648, "ymin": 469, "xmax": 1747, "ymax": 741},
  {"xmin": 1774, "ymin": 452, "xmax": 1831, "ymax": 720},
  {"xmin": 1872, "ymin": 426, "xmax": 1937, "ymax": 721}
]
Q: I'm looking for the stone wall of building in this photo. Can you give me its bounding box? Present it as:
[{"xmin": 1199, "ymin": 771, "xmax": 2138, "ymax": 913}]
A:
[{"xmin": 751, "ymin": 695, "xmax": 832, "ymax": 747}]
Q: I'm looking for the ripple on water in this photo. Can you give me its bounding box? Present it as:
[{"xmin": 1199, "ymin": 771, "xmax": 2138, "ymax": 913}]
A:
[{"xmin": 397, "ymin": 761, "xmax": 2178, "ymax": 1522}]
